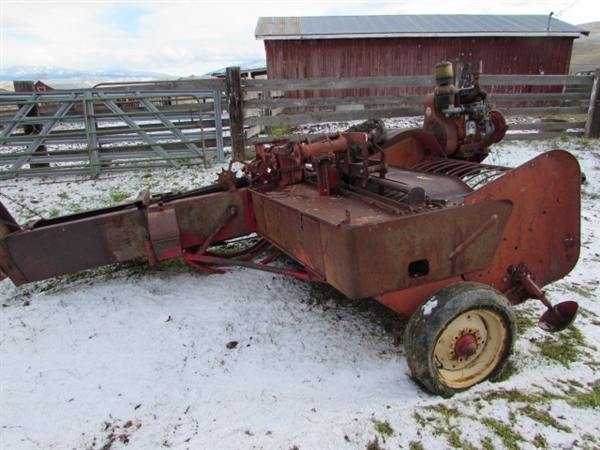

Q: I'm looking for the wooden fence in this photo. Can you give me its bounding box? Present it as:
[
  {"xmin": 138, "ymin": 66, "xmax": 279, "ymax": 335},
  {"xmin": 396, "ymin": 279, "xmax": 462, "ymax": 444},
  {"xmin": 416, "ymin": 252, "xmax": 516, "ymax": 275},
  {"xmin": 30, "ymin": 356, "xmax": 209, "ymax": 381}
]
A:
[
  {"xmin": 2, "ymin": 68, "xmax": 599, "ymax": 176},
  {"xmin": 229, "ymin": 66, "xmax": 599, "ymax": 159}
]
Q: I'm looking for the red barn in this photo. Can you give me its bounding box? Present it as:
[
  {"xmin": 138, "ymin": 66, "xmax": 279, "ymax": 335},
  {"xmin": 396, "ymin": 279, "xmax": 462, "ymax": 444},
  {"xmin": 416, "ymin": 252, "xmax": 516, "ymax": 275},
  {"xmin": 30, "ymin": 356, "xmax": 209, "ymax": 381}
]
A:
[
  {"xmin": 34, "ymin": 80, "xmax": 92, "ymax": 92},
  {"xmin": 255, "ymin": 14, "xmax": 589, "ymax": 79}
]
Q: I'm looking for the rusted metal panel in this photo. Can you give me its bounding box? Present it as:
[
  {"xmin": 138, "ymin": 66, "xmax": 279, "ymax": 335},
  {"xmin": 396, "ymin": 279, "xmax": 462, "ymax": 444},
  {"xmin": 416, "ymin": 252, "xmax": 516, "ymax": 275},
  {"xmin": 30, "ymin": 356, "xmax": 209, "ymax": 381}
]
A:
[
  {"xmin": 147, "ymin": 204, "xmax": 182, "ymax": 261},
  {"xmin": 251, "ymin": 192, "xmax": 326, "ymax": 275},
  {"xmin": 251, "ymin": 183, "xmax": 512, "ymax": 299},
  {"xmin": 463, "ymin": 150, "xmax": 581, "ymax": 299},
  {"xmin": 0, "ymin": 189, "xmax": 255, "ymax": 285},
  {"xmin": 256, "ymin": 17, "xmax": 301, "ymax": 36},
  {"xmin": 173, "ymin": 190, "xmax": 254, "ymax": 247},
  {"xmin": 375, "ymin": 277, "xmax": 463, "ymax": 317},
  {"xmin": 320, "ymin": 201, "xmax": 513, "ymax": 299},
  {"xmin": 5, "ymin": 208, "xmax": 149, "ymax": 283}
]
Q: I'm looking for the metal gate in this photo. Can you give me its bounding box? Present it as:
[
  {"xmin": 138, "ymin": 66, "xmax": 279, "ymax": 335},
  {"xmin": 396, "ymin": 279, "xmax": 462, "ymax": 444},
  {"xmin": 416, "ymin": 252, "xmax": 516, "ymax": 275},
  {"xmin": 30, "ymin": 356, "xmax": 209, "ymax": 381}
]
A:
[{"xmin": 0, "ymin": 89, "xmax": 225, "ymax": 179}]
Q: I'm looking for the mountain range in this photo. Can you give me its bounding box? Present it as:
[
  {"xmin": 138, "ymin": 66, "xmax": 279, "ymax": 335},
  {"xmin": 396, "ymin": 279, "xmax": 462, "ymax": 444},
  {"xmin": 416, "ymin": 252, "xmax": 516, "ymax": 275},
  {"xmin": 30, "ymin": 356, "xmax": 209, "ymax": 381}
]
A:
[{"xmin": 0, "ymin": 66, "xmax": 172, "ymax": 82}]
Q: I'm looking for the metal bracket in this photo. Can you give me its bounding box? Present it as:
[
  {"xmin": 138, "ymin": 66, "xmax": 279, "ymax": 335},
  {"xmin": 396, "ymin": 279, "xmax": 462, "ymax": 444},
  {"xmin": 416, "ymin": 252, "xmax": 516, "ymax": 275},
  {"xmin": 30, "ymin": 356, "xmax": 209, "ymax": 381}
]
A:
[{"xmin": 146, "ymin": 204, "xmax": 182, "ymax": 264}]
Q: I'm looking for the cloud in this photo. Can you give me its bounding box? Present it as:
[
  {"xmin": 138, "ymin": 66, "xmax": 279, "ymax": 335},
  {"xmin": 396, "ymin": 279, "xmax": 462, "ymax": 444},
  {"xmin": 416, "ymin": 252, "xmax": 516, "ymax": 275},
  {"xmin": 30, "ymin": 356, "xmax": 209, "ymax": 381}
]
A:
[
  {"xmin": 1, "ymin": 0, "xmax": 597, "ymax": 77},
  {"xmin": 110, "ymin": 4, "xmax": 150, "ymax": 34}
]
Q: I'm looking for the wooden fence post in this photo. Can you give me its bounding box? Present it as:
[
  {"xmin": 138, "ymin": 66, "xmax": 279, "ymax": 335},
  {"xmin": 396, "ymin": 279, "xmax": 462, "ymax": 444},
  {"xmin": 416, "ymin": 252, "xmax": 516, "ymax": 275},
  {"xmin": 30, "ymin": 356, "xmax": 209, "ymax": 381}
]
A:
[
  {"xmin": 584, "ymin": 69, "xmax": 600, "ymax": 138},
  {"xmin": 13, "ymin": 81, "xmax": 50, "ymax": 168},
  {"xmin": 226, "ymin": 67, "xmax": 245, "ymax": 159}
]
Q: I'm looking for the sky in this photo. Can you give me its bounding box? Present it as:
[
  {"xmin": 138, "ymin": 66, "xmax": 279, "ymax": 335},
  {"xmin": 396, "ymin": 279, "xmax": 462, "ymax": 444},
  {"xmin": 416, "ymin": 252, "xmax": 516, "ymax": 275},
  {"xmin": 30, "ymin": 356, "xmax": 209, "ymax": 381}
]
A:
[{"xmin": 0, "ymin": 0, "xmax": 599, "ymax": 77}]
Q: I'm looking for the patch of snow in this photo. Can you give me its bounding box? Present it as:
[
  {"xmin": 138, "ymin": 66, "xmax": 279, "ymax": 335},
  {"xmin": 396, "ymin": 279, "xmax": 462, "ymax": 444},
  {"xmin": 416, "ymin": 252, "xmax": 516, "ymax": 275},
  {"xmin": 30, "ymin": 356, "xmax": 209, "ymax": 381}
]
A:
[
  {"xmin": 1, "ymin": 120, "xmax": 599, "ymax": 449},
  {"xmin": 421, "ymin": 298, "xmax": 438, "ymax": 316}
]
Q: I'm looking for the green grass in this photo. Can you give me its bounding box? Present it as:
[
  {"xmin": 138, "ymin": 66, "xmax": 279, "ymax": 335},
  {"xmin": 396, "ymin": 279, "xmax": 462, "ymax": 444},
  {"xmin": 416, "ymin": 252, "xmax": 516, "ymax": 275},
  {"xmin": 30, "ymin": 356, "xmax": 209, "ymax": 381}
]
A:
[
  {"xmin": 534, "ymin": 326, "xmax": 586, "ymax": 368},
  {"xmin": 365, "ymin": 436, "xmax": 382, "ymax": 450},
  {"xmin": 481, "ymin": 388, "xmax": 560, "ymax": 404},
  {"xmin": 491, "ymin": 359, "xmax": 519, "ymax": 383},
  {"xmin": 267, "ymin": 125, "xmax": 294, "ymax": 136},
  {"xmin": 569, "ymin": 379, "xmax": 600, "ymax": 409},
  {"xmin": 580, "ymin": 433, "xmax": 599, "ymax": 447},
  {"xmin": 563, "ymin": 282, "xmax": 595, "ymax": 299},
  {"xmin": 480, "ymin": 417, "xmax": 526, "ymax": 450},
  {"xmin": 532, "ymin": 433, "xmax": 549, "ymax": 448},
  {"xmin": 109, "ymin": 191, "xmax": 132, "ymax": 203},
  {"xmin": 514, "ymin": 303, "xmax": 538, "ymax": 330},
  {"xmin": 412, "ymin": 386, "xmax": 584, "ymax": 450},
  {"xmin": 481, "ymin": 437, "xmax": 495, "ymax": 450},
  {"xmin": 423, "ymin": 404, "xmax": 460, "ymax": 423},
  {"xmin": 371, "ymin": 418, "xmax": 394, "ymax": 437},
  {"xmin": 409, "ymin": 442, "xmax": 425, "ymax": 450},
  {"xmin": 518, "ymin": 406, "xmax": 572, "ymax": 432}
]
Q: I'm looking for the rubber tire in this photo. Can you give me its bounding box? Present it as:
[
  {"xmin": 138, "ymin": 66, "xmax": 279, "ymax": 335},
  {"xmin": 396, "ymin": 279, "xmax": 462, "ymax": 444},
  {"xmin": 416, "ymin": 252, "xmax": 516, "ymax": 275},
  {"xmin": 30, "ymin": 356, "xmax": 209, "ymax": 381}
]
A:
[{"xmin": 404, "ymin": 282, "xmax": 517, "ymax": 397}]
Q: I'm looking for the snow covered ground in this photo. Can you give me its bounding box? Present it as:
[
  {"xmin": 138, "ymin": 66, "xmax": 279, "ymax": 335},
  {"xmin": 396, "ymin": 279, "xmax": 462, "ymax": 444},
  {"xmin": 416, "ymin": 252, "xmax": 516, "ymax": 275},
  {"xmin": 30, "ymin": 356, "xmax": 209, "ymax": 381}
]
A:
[{"xmin": 1, "ymin": 122, "xmax": 599, "ymax": 449}]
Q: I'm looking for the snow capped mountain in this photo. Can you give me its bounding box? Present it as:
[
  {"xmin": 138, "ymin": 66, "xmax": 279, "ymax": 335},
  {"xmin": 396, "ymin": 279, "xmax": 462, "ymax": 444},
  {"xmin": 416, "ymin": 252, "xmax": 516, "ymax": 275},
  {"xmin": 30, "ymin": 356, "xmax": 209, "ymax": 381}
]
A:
[{"xmin": 0, "ymin": 66, "xmax": 172, "ymax": 82}]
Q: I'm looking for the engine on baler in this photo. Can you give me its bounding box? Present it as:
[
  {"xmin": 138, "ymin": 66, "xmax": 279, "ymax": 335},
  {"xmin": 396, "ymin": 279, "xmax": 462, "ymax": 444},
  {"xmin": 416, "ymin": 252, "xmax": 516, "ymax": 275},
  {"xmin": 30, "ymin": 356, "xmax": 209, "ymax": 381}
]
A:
[{"xmin": 423, "ymin": 61, "xmax": 508, "ymax": 162}]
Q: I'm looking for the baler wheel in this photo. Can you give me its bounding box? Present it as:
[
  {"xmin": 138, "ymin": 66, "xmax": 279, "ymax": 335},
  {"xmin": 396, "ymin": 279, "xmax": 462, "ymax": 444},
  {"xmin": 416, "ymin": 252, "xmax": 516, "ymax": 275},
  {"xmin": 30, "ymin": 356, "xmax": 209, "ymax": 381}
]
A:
[{"xmin": 404, "ymin": 282, "xmax": 516, "ymax": 397}]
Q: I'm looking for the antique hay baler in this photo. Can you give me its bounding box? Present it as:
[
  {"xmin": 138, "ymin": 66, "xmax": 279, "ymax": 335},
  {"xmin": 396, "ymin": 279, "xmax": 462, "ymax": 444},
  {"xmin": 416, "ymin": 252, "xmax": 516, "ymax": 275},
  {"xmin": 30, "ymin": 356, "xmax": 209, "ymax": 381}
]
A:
[{"xmin": 0, "ymin": 62, "xmax": 581, "ymax": 396}]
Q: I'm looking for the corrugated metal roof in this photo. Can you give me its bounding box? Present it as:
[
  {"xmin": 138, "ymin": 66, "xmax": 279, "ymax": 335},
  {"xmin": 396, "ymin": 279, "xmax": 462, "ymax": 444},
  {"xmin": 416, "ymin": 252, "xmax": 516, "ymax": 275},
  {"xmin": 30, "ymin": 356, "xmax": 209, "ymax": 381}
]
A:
[
  {"xmin": 255, "ymin": 15, "xmax": 589, "ymax": 39},
  {"xmin": 207, "ymin": 60, "xmax": 267, "ymax": 76}
]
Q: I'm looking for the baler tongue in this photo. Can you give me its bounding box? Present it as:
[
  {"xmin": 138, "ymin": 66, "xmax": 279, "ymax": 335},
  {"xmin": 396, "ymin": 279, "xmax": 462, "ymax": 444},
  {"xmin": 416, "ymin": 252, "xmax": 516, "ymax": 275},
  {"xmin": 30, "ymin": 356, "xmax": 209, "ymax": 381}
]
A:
[
  {"xmin": 539, "ymin": 300, "xmax": 579, "ymax": 333},
  {"xmin": 509, "ymin": 262, "xmax": 579, "ymax": 333}
]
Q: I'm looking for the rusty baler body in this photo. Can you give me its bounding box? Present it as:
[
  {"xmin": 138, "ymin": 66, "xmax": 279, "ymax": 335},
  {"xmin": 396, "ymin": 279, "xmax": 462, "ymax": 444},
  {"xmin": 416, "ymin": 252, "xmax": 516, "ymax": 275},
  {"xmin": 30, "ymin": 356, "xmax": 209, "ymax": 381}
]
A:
[{"xmin": 0, "ymin": 62, "xmax": 582, "ymax": 395}]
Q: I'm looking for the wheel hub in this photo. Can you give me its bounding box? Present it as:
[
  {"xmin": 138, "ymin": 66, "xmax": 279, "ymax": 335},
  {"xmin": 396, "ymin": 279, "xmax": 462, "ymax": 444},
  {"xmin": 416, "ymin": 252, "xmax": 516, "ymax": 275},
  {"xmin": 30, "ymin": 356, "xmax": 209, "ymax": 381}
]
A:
[
  {"xmin": 433, "ymin": 309, "xmax": 508, "ymax": 389},
  {"xmin": 455, "ymin": 333, "xmax": 478, "ymax": 357}
]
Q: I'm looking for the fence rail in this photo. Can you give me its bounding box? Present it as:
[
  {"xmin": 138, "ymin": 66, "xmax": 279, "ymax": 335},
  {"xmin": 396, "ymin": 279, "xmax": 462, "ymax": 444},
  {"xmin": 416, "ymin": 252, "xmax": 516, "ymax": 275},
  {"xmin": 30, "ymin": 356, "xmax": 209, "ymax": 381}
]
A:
[
  {"xmin": 238, "ymin": 70, "xmax": 599, "ymax": 154},
  {"xmin": 1, "ymin": 68, "xmax": 598, "ymax": 177}
]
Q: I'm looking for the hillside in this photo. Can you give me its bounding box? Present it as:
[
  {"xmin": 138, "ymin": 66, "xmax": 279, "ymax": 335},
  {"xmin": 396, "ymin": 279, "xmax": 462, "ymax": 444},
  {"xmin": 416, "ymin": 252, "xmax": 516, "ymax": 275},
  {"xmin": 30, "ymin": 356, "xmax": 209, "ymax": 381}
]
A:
[{"xmin": 571, "ymin": 21, "xmax": 600, "ymax": 73}]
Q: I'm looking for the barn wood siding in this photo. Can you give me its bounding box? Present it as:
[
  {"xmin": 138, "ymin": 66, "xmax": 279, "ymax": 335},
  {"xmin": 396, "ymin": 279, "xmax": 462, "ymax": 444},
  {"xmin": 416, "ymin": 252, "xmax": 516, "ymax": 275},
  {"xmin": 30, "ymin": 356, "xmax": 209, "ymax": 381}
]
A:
[{"xmin": 264, "ymin": 36, "xmax": 574, "ymax": 104}]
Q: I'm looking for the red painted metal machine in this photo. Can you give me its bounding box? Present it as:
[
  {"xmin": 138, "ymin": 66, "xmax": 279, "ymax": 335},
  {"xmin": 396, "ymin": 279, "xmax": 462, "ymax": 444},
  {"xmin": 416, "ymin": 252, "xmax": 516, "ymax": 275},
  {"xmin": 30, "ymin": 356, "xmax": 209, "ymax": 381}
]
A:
[{"xmin": 0, "ymin": 62, "xmax": 581, "ymax": 396}]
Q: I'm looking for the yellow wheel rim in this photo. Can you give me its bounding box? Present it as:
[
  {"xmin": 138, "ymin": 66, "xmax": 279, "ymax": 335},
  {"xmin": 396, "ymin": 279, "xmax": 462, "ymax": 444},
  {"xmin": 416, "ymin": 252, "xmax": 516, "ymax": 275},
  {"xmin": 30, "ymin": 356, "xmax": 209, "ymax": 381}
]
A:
[{"xmin": 433, "ymin": 309, "xmax": 508, "ymax": 389}]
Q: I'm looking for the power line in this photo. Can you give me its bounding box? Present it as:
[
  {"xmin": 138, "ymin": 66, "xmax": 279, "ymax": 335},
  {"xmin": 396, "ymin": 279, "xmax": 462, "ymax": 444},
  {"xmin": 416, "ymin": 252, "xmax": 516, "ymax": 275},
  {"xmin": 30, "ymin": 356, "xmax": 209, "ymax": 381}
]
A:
[{"xmin": 554, "ymin": 0, "xmax": 583, "ymax": 17}]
